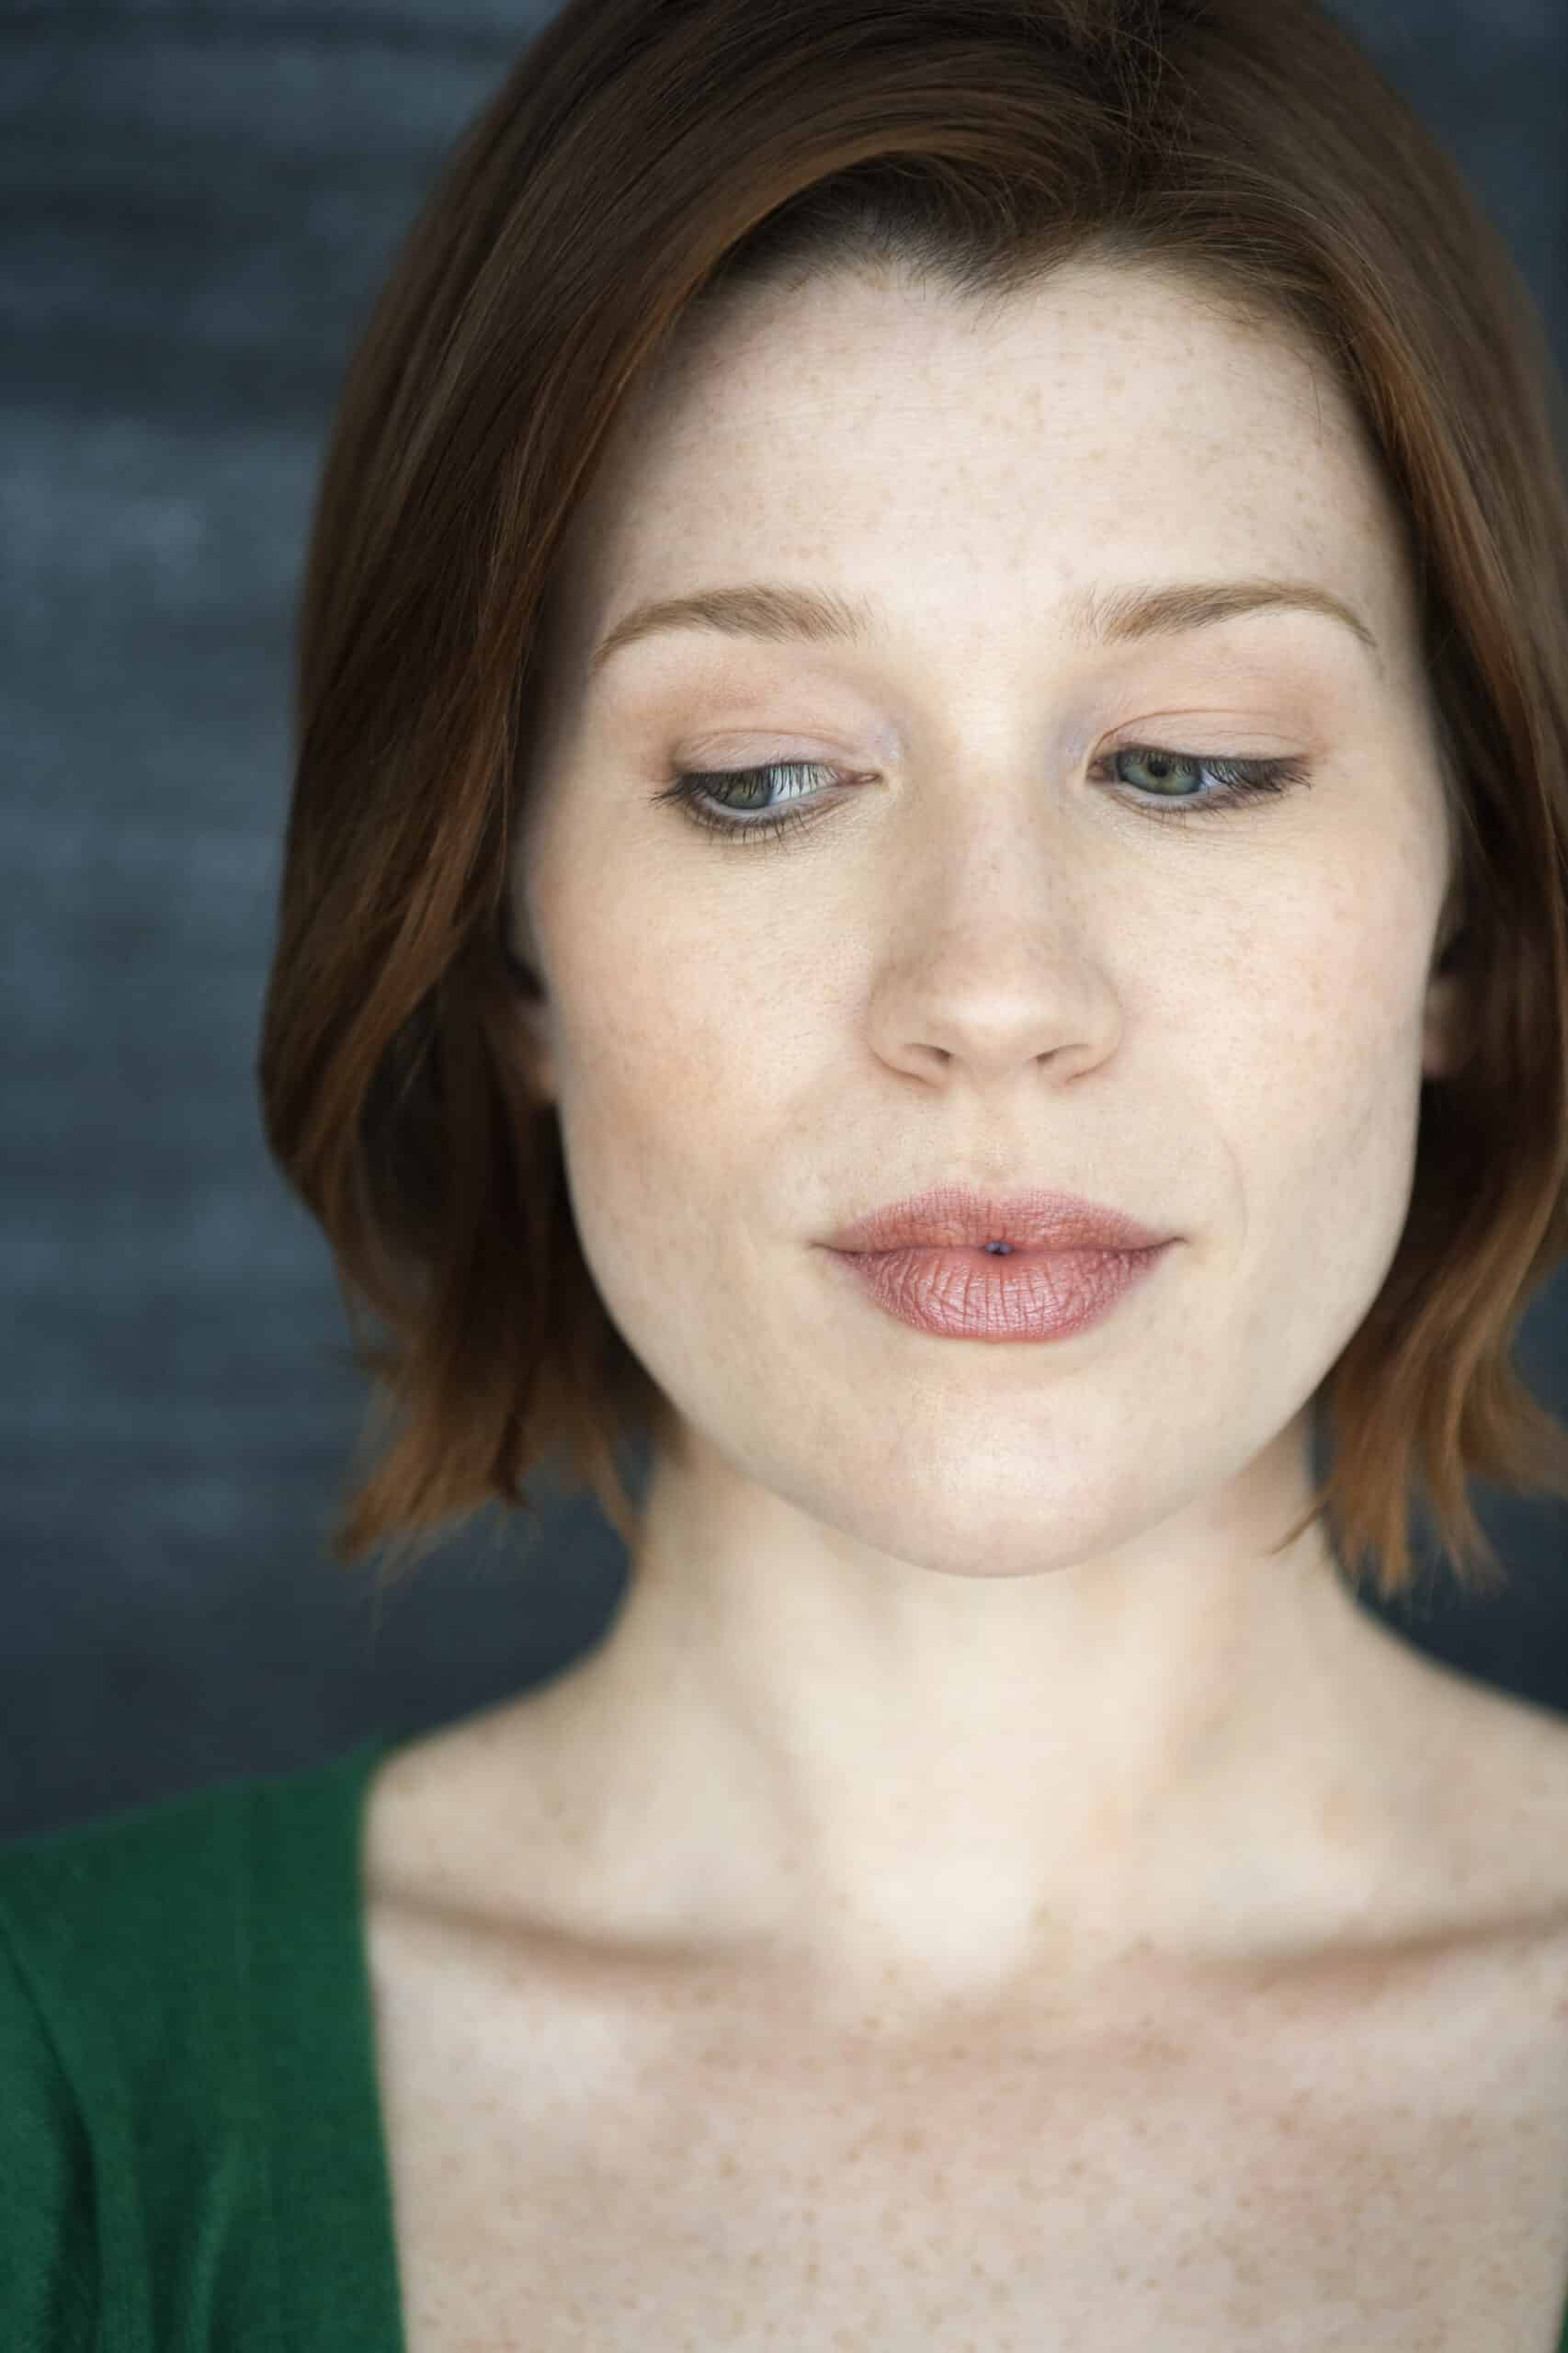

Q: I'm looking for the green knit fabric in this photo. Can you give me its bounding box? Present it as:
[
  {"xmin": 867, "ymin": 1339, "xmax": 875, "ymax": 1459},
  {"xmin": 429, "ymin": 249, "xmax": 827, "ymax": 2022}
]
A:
[{"xmin": 0, "ymin": 1733, "xmax": 406, "ymax": 2351}]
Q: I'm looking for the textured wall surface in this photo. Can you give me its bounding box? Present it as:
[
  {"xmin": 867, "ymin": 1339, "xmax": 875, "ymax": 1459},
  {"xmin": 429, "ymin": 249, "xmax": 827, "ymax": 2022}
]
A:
[{"xmin": 3, "ymin": 0, "xmax": 1565, "ymax": 1839}]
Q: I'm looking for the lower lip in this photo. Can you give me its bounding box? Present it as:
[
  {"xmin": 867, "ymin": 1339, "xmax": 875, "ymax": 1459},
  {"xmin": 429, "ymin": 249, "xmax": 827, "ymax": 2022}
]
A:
[{"xmin": 824, "ymin": 1241, "xmax": 1173, "ymax": 1342}]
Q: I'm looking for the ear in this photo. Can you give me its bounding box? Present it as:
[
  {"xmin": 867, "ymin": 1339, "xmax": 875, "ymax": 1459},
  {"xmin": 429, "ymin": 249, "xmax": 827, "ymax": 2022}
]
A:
[
  {"xmin": 506, "ymin": 983, "xmax": 558, "ymax": 1108},
  {"xmin": 494, "ymin": 911, "xmax": 558, "ymax": 1106},
  {"xmin": 1420, "ymin": 922, "xmax": 1475, "ymax": 1083}
]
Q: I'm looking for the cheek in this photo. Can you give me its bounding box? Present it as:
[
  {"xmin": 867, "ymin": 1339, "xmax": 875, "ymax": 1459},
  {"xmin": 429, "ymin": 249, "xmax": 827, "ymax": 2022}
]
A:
[
  {"xmin": 1148, "ymin": 864, "xmax": 1434, "ymax": 1240},
  {"xmin": 1299, "ymin": 865, "xmax": 1437, "ymax": 1063},
  {"xmin": 544, "ymin": 901, "xmax": 756, "ymax": 1185},
  {"xmin": 545, "ymin": 825, "xmax": 818, "ymax": 1115},
  {"xmin": 1218, "ymin": 839, "xmax": 1432, "ymax": 1051},
  {"xmin": 1230, "ymin": 875, "xmax": 1433, "ymax": 1242}
]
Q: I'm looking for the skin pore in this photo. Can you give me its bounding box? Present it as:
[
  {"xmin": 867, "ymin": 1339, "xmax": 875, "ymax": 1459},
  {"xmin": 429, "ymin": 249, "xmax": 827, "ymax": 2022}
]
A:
[{"xmin": 480, "ymin": 256, "xmax": 1483, "ymax": 2032}]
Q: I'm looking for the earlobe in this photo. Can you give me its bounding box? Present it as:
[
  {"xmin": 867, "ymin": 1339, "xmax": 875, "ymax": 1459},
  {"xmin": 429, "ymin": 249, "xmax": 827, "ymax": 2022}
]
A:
[
  {"xmin": 1420, "ymin": 965, "xmax": 1474, "ymax": 1082},
  {"xmin": 506, "ymin": 986, "xmax": 557, "ymax": 1105},
  {"xmin": 501, "ymin": 940, "xmax": 543, "ymax": 995},
  {"xmin": 488, "ymin": 919, "xmax": 558, "ymax": 1104}
]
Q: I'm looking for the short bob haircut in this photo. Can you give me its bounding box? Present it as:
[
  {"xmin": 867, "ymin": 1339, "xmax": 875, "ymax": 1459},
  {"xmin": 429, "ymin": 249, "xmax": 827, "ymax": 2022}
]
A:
[{"xmin": 258, "ymin": 0, "xmax": 1568, "ymax": 1608}]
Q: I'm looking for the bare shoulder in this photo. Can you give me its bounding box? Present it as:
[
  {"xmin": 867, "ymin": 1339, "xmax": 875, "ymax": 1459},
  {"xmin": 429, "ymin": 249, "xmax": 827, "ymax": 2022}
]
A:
[
  {"xmin": 361, "ymin": 1689, "xmax": 568, "ymax": 1926},
  {"xmin": 1373, "ymin": 1633, "xmax": 1568, "ymax": 1957}
]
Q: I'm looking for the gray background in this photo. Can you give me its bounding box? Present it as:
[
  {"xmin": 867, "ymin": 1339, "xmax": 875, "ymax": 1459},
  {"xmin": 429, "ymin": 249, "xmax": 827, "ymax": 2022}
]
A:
[{"xmin": 3, "ymin": 0, "xmax": 1565, "ymax": 1843}]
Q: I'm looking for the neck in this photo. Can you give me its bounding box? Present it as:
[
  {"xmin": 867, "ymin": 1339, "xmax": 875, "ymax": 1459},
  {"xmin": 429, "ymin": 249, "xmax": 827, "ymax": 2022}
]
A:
[{"xmin": 515, "ymin": 1417, "xmax": 1449, "ymax": 2018}]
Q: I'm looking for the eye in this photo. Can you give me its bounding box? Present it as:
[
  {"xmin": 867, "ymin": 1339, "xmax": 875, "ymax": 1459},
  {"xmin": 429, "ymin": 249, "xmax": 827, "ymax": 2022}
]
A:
[{"xmin": 652, "ymin": 745, "xmax": 1314, "ymax": 847}]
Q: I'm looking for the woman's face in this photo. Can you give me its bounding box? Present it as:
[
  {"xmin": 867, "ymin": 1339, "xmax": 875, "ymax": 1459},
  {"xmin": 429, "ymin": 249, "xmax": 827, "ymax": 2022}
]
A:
[{"xmin": 502, "ymin": 258, "xmax": 1470, "ymax": 1582}]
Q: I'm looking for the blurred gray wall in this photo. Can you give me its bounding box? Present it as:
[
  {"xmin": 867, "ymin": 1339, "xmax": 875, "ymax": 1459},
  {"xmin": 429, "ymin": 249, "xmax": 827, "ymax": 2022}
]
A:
[{"xmin": 3, "ymin": 0, "xmax": 1565, "ymax": 1841}]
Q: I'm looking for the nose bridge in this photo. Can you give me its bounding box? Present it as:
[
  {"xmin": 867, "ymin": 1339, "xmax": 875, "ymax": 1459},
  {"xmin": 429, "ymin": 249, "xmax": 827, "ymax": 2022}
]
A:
[
  {"xmin": 894, "ymin": 619, "xmax": 1107, "ymax": 803},
  {"xmin": 887, "ymin": 736, "xmax": 1096, "ymax": 955},
  {"xmin": 861, "ymin": 700, "xmax": 1136, "ymax": 1081}
]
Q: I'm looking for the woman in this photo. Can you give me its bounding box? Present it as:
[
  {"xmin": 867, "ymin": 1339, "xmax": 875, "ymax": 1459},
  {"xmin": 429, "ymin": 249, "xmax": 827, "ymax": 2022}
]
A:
[{"xmin": 6, "ymin": 0, "xmax": 1568, "ymax": 2344}]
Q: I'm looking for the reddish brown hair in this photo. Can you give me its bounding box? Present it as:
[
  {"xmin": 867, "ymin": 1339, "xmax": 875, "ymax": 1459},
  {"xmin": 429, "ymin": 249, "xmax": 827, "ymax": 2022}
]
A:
[{"xmin": 257, "ymin": 0, "xmax": 1568, "ymax": 1605}]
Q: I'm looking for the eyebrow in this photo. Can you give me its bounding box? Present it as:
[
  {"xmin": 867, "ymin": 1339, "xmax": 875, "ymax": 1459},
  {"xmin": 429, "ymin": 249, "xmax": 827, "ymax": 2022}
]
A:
[{"xmin": 586, "ymin": 574, "xmax": 1381, "ymax": 681}]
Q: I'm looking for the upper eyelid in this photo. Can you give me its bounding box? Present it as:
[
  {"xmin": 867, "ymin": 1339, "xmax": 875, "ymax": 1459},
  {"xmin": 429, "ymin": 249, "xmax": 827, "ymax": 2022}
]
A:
[{"xmin": 653, "ymin": 722, "xmax": 1320, "ymax": 772}]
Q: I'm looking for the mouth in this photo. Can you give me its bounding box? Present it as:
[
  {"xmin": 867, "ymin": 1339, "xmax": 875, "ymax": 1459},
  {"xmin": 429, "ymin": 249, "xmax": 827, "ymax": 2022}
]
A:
[
  {"xmin": 822, "ymin": 1230, "xmax": 1175, "ymax": 1342},
  {"xmin": 823, "ymin": 1183, "xmax": 1173, "ymax": 1259}
]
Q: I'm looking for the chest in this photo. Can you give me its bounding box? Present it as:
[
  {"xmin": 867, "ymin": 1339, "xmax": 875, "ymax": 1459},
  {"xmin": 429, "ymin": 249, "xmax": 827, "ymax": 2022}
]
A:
[{"xmin": 362, "ymin": 1908, "xmax": 1568, "ymax": 2353}]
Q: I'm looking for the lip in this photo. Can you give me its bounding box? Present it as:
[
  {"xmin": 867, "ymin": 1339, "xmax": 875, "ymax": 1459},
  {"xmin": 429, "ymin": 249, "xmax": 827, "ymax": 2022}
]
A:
[
  {"xmin": 823, "ymin": 1234, "xmax": 1172, "ymax": 1342},
  {"xmin": 820, "ymin": 1182, "xmax": 1173, "ymax": 1256}
]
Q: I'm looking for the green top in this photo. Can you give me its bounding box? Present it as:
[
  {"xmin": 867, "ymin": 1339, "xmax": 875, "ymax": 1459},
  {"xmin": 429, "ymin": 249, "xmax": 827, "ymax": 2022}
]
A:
[
  {"xmin": 4, "ymin": 1726, "xmax": 1568, "ymax": 2350},
  {"xmin": 0, "ymin": 1731, "xmax": 408, "ymax": 2352}
]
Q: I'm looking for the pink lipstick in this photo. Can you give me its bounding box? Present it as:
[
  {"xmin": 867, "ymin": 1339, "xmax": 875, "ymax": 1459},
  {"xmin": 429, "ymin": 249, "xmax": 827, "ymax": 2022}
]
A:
[{"xmin": 820, "ymin": 1183, "xmax": 1176, "ymax": 1343}]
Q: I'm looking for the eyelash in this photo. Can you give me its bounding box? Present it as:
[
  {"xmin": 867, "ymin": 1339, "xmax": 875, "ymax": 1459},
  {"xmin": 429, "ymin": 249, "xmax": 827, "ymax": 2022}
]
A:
[{"xmin": 653, "ymin": 745, "xmax": 1313, "ymax": 848}]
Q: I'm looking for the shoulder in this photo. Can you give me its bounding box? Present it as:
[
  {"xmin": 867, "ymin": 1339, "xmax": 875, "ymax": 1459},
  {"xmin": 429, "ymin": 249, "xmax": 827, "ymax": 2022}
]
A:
[
  {"xmin": 0, "ymin": 1737, "xmax": 396, "ymax": 2347},
  {"xmin": 1368, "ymin": 1645, "xmax": 1568, "ymax": 1961},
  {"xmin": 362, "ymin": 1693, "xmax": 574, "ymax": 1927},
  {"xmin": 0, "ymin": 1875, "xmax": 97, "ymax": 2344},
  {"xmin": 0, "ymin": 1737, "xmax": 383, "ymax": 1955}
]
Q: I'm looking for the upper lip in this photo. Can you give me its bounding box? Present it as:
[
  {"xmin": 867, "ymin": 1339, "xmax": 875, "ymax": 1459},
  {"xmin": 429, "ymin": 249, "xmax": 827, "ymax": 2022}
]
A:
[{"xmin": 823, "ymin": 1183, "xmax": 1174, "ymax": 1255}]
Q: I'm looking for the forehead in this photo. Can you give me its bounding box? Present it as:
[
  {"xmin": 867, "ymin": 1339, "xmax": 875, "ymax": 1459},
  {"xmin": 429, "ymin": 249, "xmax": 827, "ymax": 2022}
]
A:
[{"xmin": 546, "ymin": 260, "xmax": 1419, "ymax": 687}]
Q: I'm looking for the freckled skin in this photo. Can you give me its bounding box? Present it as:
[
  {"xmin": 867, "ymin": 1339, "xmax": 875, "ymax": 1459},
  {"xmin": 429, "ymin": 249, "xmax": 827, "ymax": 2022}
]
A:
[{"xmin": 361, "ymin": 262, "xmax": 1568, "ymax": 2350}]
